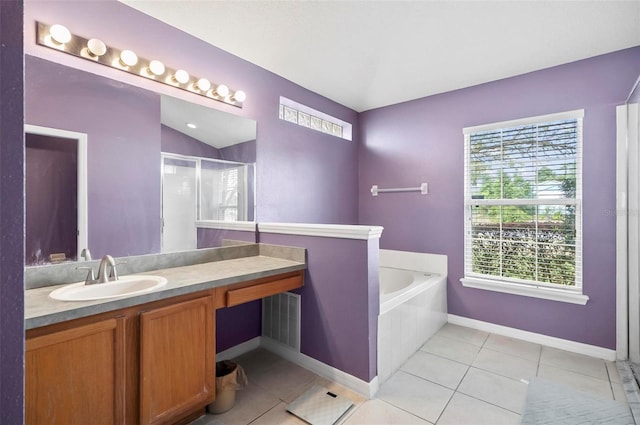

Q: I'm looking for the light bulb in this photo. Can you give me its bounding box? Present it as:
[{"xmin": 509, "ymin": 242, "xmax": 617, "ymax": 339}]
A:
[
  {"xmin": 120, "ymin": 50, "xmax": 138, "ymax": 67},
  {"xmin": 87, "ymin": 38, "xmax": 107, "ymax": 57},
  {"xmin": 148, "ymin": 60, "xmax": 165, "ymax": 76},
  {"xmin": 232, "ymin": 90, "xmax": 247, "ymax": 102},
  {"xmin": 186, "ymin": 123, "xmax": 197, "ymax": 129},
  {"xmin": 173, "ymin": 69, "xmax": 190, "ymax": 84},
  {"xmin": 215, "ymin": 84, "xmax": 229, "ymax": 98},
  {"xmin": 195, "ymin": 78, "xmax": 211, "ymax": 92},
  {"xmin": 50, "ymin": 24, "xmax": 71, "ymax": 44}
]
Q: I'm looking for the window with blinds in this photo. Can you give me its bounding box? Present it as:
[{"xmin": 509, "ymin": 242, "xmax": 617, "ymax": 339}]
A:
[{"xmin": 463, "ymin": 110, "xmax": 583, "ymax": 291}]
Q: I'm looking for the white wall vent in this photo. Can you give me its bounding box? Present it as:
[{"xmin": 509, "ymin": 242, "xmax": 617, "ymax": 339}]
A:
[{"xmin": 262, "ymin": 292, "xmax": 301, "ymax": 351}]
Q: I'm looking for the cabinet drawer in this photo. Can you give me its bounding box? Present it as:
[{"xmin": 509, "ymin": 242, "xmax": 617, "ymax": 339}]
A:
[{"xmin": 226, "ymin": 274, "xmax": 303, "ymax": 307}]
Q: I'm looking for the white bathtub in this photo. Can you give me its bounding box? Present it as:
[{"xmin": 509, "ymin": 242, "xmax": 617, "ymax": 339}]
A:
[
  {"xmin": 377, "ymin": 250, "xmax": 448, "ymax": 385},
  {"xmin": 380, "ymin": 266, "xmax": 436, "ymax": 315}
]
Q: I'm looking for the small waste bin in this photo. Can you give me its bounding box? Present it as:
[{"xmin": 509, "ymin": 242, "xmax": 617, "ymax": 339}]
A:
[{"xmin": 207, "ymin": 360, "xmax": 247, "ymax": 414}]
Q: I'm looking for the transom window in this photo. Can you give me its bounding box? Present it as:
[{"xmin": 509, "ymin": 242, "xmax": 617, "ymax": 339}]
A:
[{"xmin": 462, "ymin": 110, "xmax": 584, "ymax": 302}]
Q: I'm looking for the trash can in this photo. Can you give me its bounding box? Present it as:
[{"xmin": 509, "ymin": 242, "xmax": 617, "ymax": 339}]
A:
[{"xmin": 207, "ymin": 360, "xmax": 247, "ymax": 414}]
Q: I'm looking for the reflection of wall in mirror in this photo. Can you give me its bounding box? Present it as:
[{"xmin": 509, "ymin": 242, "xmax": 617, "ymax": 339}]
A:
[
  {"xmin": 25, "ymin": 55, "xmax": 161, "ymax": 260},
  {"xmin": 25, "ymin": 55, "xmax": 256, "ymax": 260},
  {"xmin": 25, "ymin": 133, "xmax": 78, "ymax": 265}
]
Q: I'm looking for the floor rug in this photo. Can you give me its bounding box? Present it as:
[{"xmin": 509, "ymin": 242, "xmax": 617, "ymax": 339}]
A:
[{"xmin": 520, "ymin": 378, "xmax": 634, "ymax": 425}]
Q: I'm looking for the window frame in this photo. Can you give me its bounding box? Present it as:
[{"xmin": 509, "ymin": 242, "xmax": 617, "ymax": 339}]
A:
[{"xmin": 461, "ymin": 109, "xmax": 588, "ymax": 305}]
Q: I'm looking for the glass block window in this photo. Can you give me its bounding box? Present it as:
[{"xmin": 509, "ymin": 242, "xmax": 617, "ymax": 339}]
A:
[{"xmin": 279, "ymin": 96, "xmax": 352, "ymax": 141}]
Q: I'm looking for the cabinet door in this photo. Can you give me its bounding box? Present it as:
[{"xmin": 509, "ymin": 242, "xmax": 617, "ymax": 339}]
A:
[
  {"xmin": 26, "ymin": 317, "xmax": 125, "ymax": 425},
  {"xmin": 139, "ymin": 295, "xmax": 215, "ymax": 425}
]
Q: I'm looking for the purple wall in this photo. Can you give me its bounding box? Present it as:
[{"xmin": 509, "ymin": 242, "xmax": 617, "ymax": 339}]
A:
[
  {"xmin": 220, "ymin": 140, "xmax": 257, "ymax": 163},
  {"xmin": 26, "ymin": 55, "xmax": 162, "ymax": 259},
  {"xmin": 197, "ymin": 228, "xmax": 260, "ymax": 353},
  {"xmin": 359, "ymin": 47, "xmax": 640, "ymax": 350},
  {"xmin": 259, "ymin": 233, "xmax": 379, "ymax": 382},
  {"xmin": 0, "ymin": 0, "xmax": 24, "ymax": 422},
  {"xmin": 25, "ymin": 0, "xmax": 359, "ymax": 225},
  {"xmin": 161, "ymin": 124, "xmax": 221, "ymax": 159},
  {"xmin": 25, "ymin": 134, "xmax": 78, "ymax": 264},
  {"xmin": 197, "ymin": 228, "xmax": 256, "ymax": 249}
]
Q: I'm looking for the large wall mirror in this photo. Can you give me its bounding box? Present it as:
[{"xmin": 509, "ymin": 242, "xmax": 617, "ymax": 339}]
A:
[{"xmin": 25, "ymin": 55, "xmax": 257, "ymax": 266}]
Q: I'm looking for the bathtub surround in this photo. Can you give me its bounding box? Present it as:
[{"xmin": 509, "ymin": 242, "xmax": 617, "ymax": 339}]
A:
[
  {"xmin": 0, "ymin": 0, "xmax": 25, "ymax": 420},
  {"xmin": 378, "ymin": 250, "xmax": 448, "ymax": 384},
  {"xmin": 359, "ymin": 46, "xmax": 640, "ymax": 351}
]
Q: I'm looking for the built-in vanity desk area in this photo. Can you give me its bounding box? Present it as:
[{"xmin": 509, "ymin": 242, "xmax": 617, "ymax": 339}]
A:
[{"xmin": 24, "ymin": 243, "xmax": 306, "ymax": 425}]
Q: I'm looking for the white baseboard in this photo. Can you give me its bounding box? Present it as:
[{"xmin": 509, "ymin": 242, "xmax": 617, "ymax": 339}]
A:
[
  {"xmin": 216, "ymin": 337, "xmax": 261, "ymax": 361},
  {"xmin": 260, "ymin": 337, "xmax": 378, "ymax": 398},
  {"xmin": 448, "ymin": 314, "xmax": 616, "ymax": 361}
]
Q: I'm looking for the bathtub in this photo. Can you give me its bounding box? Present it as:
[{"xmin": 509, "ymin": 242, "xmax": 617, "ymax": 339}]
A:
[
  {"xmin": 377, "ymin": 250, "xmax": 448, "ymax": 385},
  {"xmin": 380, "ymin": 267, "xmax": 436, "ymax": 315}
]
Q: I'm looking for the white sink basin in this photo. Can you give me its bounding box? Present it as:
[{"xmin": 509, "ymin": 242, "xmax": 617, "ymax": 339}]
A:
[{"xmin": 49, "ymin": 275, "xmax": 168, "ymax": 301}]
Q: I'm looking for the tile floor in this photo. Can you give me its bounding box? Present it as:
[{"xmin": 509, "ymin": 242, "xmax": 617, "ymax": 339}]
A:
[{"xmin": 191, "ymin": 323, "xmax": 629, "ymax": 425}]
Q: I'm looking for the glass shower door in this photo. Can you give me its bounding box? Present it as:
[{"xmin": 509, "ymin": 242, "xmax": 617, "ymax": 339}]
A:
[{"xmin": 161, "ymin": 155, "xmax": 198, "ymax": 253}]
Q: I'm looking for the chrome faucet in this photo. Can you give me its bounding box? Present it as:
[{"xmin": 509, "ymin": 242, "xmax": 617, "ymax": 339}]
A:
[
  {"xmin": 97, "ymin": 255, "xmax": 118, "ymax": 283},
  {"xmin": 80, "ymin": 248, "xmax": 92, "ymax": 261},
  {"xmin": 77, "ymin": 255, "xmax": 119, "ymax": 285}
]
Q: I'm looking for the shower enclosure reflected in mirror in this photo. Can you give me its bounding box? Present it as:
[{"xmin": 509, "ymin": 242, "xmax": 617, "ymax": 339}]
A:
[
  {"xmin": 161, "ymin": 154, "xmax": 255, "ymax": 253},
  {"xmin": 25, "ymin": 55, "xmax": 257, "ymax": 265}
]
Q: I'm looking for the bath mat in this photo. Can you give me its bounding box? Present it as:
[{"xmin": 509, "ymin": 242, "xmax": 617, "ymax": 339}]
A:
[
  {"xmin": 286, "ymin": 384, "xmax": 354, "ymax": 425},
  {"xmin": 520, "ymin": 378, "xmax": 634, "ymax": 425}
]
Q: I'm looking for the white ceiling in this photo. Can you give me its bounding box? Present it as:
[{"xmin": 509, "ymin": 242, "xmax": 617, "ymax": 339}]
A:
[
  {"xmin": 161, "ymin": 95, "xmax": 256, "ymax": 149},
  {"xmin": 123, "ymin": 1, "xmax": 640, "ymax": 112}
]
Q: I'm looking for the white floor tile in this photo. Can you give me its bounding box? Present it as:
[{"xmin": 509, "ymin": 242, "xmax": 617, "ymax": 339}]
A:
[
  {"xmin": 376, "ymin": 371, "xmax": 453, "ymax": 423},
  {"xmin": 233, "ymin": 348, "xmax": 283, "ymax": 379},
  {"xmin": 436, "ymin": 392, "xmax": 521, "ymax": 425},
  {"xmin": 401, "ymin": 351, "xmax": 468, "ymax": 389},
  {"xmin": 607, "ymin": 361, "xmax": 623, "ymax": 384},
  {"xmin": 472, "ymin": 348, "xmax": 538, "ymax": 381},
  {"xmin": 612, "ymin": 382, "xmax": 629, "ymax": 404},
  {"xmin": 537, "ymin": 363, "xmax": 614, "ymax": 400},
  {"xmin": 457, "ymin": 367, "xmax": 528, "ymax": 414},
  {"xmin": 436, "ymin": 323, "xmax": 489, "ymax": 347},
  {"xmin": 207, "ymin": 383, "xmax": 280, "ymax": 425},
  {"xmin": 420, "ymin": 334, "xmax": 480, "ymax": 365},
  {"xmin": 483, "ymin": 334, "xmax": 541, "ymax": 362},
  {"xmin": 343, "ymin": 399, "xmax": 433, "ymax": 425},
  {"xmin": 249, "ymin": 358, "xmax": 319, "ymax": 403},
  {"xmin": 540, "ymin": 346, "xmax": 608, "ymax": 380}
]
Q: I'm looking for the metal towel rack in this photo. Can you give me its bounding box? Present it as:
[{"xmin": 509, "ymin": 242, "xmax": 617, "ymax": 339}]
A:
[{"xmin": 371, "ymin": 183, "xmax": 428, "ymax": 196}]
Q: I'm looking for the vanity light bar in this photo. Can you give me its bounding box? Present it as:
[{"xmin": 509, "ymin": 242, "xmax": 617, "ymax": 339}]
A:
[{"xmin": 35, "ymin": 22, "xmax": 246, "ymax": 108}]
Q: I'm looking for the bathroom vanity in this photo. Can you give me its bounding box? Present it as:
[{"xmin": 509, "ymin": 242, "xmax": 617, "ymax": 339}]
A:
[{"xmin": 24, "ymin": 244, "xmax": 305, "ymax": 425}]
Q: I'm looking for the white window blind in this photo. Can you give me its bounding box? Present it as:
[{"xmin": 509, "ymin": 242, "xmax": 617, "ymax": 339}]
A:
[{"xmin": 463, "ymin": 110, "xmax": 583, "ymax": 291}]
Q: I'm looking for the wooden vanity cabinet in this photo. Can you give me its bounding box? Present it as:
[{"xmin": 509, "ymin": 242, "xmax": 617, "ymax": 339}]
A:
[
  {"xmin": 25, "ymin": 270, "xmax": 304, "ymax": 425},
  {"xmin": 139, "ymin": 296, "xmax": 215, "ymax": 425},
  {"xmin": 26, "ymin": 290, "xmax": 216, "ymax": 425},
  {"xmin": 26, "ymin": 316, "xmax": 126, "ymax": 425}
]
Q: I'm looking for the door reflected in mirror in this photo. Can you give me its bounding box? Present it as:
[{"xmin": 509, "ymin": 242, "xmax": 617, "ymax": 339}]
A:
[
  {"xmin": 25, "ymin": 125, "xmax": 88, "ymax": 266},
  {"xmin": 25, "ymin": 55, "xmax": 257, "ymax": 265}
]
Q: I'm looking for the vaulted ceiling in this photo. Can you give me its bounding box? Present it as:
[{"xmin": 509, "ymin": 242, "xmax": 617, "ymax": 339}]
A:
[{"xmin": 122, "ymin": 1, "xmax": 640, "ymax": 112}]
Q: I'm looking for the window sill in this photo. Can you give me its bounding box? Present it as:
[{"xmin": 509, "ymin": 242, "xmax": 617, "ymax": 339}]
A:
[{"xmin": 460, "ymin": 277, "xmax": 589, "ymax": 305}]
